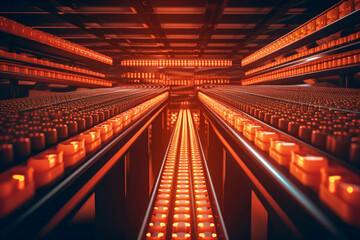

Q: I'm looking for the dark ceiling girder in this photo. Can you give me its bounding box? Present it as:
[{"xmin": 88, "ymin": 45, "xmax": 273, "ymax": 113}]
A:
[
  {"xmin": 27, "ymin": 27, "xmax": 295, "ymax": 35},
  {"xmin": 197, "ymin": 0, "xmax": 229, "ymax": 57},
  {"xmin": 127, "ymin": 0, "xmax": 174, "ymax": 57},
  {"xmin": 227, "ymin": 0, "xmax": 295, "ymax": 58},
  {"xmin": 29, "ymin": 0, "xmax": 131, "ymax": 57},
  {"xmin": 108, "ymin": 52, "xmax": 236, "ymax": 56},
  {"xmin": 90, "ymin": 46, "xmax": 263, "ymax": 51},
  {"xmin": 2, "ymin": 13, "xmax": 309, "ymax": 25},
  {"xmin": 68, "ymin": 37, "xmax": 274, "ymax": 45}
]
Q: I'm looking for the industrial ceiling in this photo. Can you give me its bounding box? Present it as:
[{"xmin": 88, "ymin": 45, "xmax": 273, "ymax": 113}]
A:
[{"xmin": 1, "ymin": 0, "xmax": 340, "ymax": 81}]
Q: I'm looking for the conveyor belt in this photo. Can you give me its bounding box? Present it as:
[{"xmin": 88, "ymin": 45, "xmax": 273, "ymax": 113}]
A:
[
  {"xmin": 201, "ymin": 86, "xmax": 360, "ymax": 165},
  {"xmin": 0, "ymin": 86, "xmax": 168, "ymax": 224},
  {"xmin": 0, "ymin": 85, "xmax": 167, "ymax": 169},
  {"xmin": 138, "ymin": 107, "xmax": 228, "ymax": 240},
  {"xmin": 201, "ymin": 85, "xmax": 360, "ymax": 113},
  {"xmin": 198, "ymin": 90, "xmax": 360, "ymax": 233}
]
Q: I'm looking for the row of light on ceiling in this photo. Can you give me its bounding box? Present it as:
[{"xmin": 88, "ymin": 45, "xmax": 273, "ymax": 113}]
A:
[
  {"xmin": 121, "ymin": 72, "xmax": 165, "ymax": 79},
  {"xmin": 121, "ymin": 72, "xmax": 230, "ymax": 80},
  {"xmin": 126, "ymin": 78, "xmax": 230, "ymax": 86},
  {"xmin": 121, "ymin": 59, "xmax": 232, "ymax": 67}
]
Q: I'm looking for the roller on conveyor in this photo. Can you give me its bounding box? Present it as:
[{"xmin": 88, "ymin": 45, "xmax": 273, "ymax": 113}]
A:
[{"xmin": 138, "ymin": 106, "xmax": 228, "ymax": 240}]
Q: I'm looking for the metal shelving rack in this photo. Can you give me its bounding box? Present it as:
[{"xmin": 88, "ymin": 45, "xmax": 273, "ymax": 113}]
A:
[
  {"xmin": 0, "ymin": 19, "xmax": 114, "ymax": 91},
  {"xmin": 239, "ymin": 2, "xmax": 360, "ymax": 86}
]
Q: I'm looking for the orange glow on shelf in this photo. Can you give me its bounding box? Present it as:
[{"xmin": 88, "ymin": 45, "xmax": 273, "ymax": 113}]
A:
[
  {"xmin": 46, "ymin": 154, "xmax": 57, "ymax": 168},
  {"xmin": 347, "ymin": 186, "xmax": 354, "ymax": 194},
  {"xmin": 0, "ymin": 49, "xmax": 106, "ymax": 78},
  {"xmin": 241, "ymin": 4, "xmax": 359, "ymax": 66},
  {"xmin": 241, "ymin": 49, "xmax": 360, "ymax": 86},
  {"xmin": 329, "ymin": 175, "xmax": 342, "ymax": 183},
  {"xmin": 0, "ymin": 61, "xmax": 112, "ymax": 87},
  {"xmin": 12, "ymin": 174, "xmax": 25, "ymax": 190},
  {"xmin": 244, "ymin": 31, "xmax": 360, "ymax": 76},
  {"xmin": 328, "ymin": 175, "xmax": 342, "ymax": 193},
  {"xmin": 0, "ymin": 16, "xmax": 112, "ymax": 65}
]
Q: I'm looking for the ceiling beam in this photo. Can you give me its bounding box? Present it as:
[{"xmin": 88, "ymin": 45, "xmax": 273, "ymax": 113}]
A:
[
  {"xmin": 30, "ymin": 0, "xmax": 131, "ymax": 58},
  {"xmin": 127, "ymin": 0, "xmax": 175, "ymax": 57},
  {"xmin": 226, "ymin": 0, "xmax": 297, "ymax": 59},
  {"xmin": 197, "ymin": 0, "xmax": 229, "ymax": 57}
]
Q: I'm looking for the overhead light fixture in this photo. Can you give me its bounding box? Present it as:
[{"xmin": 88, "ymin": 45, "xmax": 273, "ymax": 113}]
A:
[
  {"xmin": 125, "ymin": 76, "xmax": 230, "ymax": 86},
  {"xmin": 121, "ymin": 59, "xmax": 232, "ymax": 67},
  {"xmin": 121, "ymin": 72, "xmax": 165, "ymax": 79}
]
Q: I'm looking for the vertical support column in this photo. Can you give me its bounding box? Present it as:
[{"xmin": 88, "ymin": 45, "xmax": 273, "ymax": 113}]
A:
[
  {"xmin": 126, "ymin": 128, "xmax": 150, "ymax": 237},
  {"xmin": 7, "ymin": 47, "xmax": 19, "ymax": 99},
  {"xmin": 95, "ymin": 155, "xmax": 127, "ymax": 239},
  {"xmin": 166, "ymin": 106, "xmax": 170, "ymax": 133},
  {"xmin": 9, "ymin": 79, "xmax": 19, "ymax": 98},
  {"xmin": 251, "ymin": 191, "xmax": 268, "ymax": 240},
  {"xmin": 346, "ymin": 74, "xmax": 355, "ymax": 88},
  {"xmin": 96, "ymin": 127, "xmax": 151, "ymax": 239},
  {"xmin": 340, "ymin": 74, "xmax": 355, "ymax": 88},
  {"xmin": 221, "ymin": 148, "xmax": 226, "ymax": 207},
  {"xmin": 150, "ymin": 112, "xmax": 165, "ymax": 192},
  {"xmin": 207, "ymin": 126, "xmax": 224, "ymax": 207},
  {"xmin": 251, "ymin": 191, "xmax": 297, "ymax": 239},
  {"xmin": 199, "ymin": 110, "xmax": 206, "ymax": 141},
  {"xmin": 161, "ymin": 110, "xmax": 166, "ymax": 135},
  {"xmin": 204, "ymin": 118, "xmax": 210, "ymax": 159},
  {"xmin": 148, "ymin": 124, "xmax": 153, "ymax": 195},
  {"xmin": 224, "ymin": 152, "xmax": 252, "ymax": 239}
]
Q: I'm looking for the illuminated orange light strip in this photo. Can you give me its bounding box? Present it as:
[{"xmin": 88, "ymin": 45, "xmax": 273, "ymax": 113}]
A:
[
  {"xmin": 0, "ymin": 16, "xmax": 112, "ymax": 64},
  {"xmin": 145, "ymin": 106, "xmax": 222, "ymax": 239},
  {"xmin": 241, "ymin": 49, "xmax": 360, "ymax": 86},
  {"xmin": 241, "ymin": 3, "xmax": 359, "ymax": 66},
  {"xmin": 186, "ymin": 109, "xmax": 218, "ymax": 239},
  {"xmin": 121, "ymin": 72, "xmax": 165, "ymax": 79},
  {"xmin": 146, "ymin": 109, "xmax": 183, "ymax": 239},
  {"xmin": 244, "ymin": 31, "xmax": 360, "ymax": 76},
  {"xmin": 121, "ymin": 59, "xmax": 232, "ymax": 67},
  {"xmin": 126, "ymin": 79, "xmax": 230, "ymax": 86},
  {"xmin": 0, "ymin": 49, "xmax": 106, "ymax": 78},
  {"xmin": 171, "ymin": 109, "xmax": 192, "ymax": 239},
  {"xmin": 0, "ymin": 62, "xmax": 112, "ymax": 87}
]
